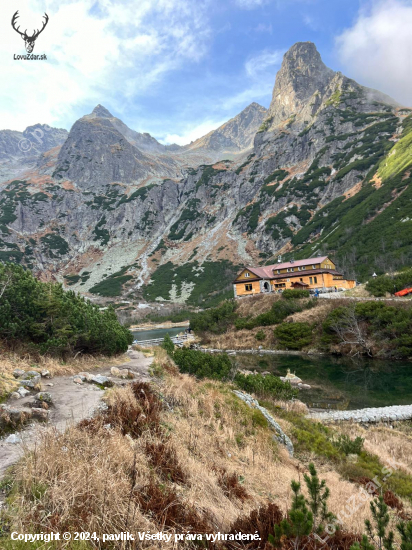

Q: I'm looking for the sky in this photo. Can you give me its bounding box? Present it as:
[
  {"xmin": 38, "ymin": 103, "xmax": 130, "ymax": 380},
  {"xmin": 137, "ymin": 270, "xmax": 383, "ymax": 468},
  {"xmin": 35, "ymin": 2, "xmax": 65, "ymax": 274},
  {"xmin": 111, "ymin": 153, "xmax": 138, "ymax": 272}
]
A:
[{"xmin": 1, "ymin": 0, "xmax": 412, "ymax": 145}]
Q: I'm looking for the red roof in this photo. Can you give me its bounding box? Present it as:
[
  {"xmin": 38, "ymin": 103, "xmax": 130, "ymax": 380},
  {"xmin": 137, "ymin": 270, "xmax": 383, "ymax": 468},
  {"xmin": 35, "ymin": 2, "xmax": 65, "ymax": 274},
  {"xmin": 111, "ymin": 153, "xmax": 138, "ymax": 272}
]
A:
[{"xmin": 244, "ymin": 256, "xmax": 329, "ymax": 280}]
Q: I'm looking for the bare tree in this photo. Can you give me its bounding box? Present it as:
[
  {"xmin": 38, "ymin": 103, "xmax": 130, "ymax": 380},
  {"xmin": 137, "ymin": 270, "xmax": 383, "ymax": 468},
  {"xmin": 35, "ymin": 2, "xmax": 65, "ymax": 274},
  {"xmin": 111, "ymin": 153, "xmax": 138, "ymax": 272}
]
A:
[
  {"xmin": 329, "ymin": 305, "xmax": 373, "ymax": 357},
  {"xmin": 0, "ymin": 272, "xmax": 12, "ymax": 301}
]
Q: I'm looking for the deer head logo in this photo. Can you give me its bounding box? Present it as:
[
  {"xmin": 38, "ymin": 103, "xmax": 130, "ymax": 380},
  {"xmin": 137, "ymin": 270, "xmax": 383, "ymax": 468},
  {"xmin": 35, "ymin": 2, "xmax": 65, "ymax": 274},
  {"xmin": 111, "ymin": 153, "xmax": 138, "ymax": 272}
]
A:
[{"xmin": 12, "ymin": 11, "xmax": 49, "ymax": 54}]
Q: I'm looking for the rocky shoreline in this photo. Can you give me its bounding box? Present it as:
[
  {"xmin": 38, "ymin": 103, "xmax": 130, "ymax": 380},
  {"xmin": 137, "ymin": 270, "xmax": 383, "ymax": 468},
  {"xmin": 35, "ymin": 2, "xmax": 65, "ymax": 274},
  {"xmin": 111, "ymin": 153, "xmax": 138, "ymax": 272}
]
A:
[{"xmin": 308, "ymin": 404, "xmax": 412, "ymax": 423}]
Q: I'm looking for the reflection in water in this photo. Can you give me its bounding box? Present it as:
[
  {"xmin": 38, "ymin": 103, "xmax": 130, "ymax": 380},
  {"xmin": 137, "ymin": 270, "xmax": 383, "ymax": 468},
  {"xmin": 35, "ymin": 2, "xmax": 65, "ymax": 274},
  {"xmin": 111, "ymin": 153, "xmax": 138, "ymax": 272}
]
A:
[{"xmin": 234, "ymin": 353, "xmax": 412, "ymax": 410}]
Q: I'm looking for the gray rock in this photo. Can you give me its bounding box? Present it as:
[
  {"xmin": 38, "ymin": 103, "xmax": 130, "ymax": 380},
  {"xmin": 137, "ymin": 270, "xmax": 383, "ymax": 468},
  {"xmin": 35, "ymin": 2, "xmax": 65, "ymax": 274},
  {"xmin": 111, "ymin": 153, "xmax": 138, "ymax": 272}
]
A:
[
  {"xmin": 41, "ymin": 370, "xmax": 51, "ymax": 378},
  {"xmin": 90, "ymin": 375, "xmax": 113, "ymax": 388},
  {"xmin": 13, "ymin": 369, "xmax": 26, "ymax": 378},
  {"xmin": 5, "ymin": 434, "xmax": 21, "ymax": 444},
  {"xmin": 19, "ymin": 377, "xmax": 41, "ymax": 389},
  {"xmin": 17, "ymin": 387, "xmax": 30, "ymax": 397},
  {"xmin": 35, "ymin": 392, "xmax": 53, "ymax": 404},
  {"xmin": 10, "ymin": 392, "xmax": 21, "ymax": 400},
  {"xmin": 73, "ymin": 377, "xmax": 84, "ymax": 385}
]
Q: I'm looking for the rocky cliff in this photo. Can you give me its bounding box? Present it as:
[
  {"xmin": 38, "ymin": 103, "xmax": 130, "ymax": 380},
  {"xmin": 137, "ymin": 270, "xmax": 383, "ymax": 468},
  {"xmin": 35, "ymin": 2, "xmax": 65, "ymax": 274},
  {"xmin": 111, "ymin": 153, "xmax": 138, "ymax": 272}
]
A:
[{"xmin": 0, "ymin": 41, "xmax": 411, "ymax": 308}]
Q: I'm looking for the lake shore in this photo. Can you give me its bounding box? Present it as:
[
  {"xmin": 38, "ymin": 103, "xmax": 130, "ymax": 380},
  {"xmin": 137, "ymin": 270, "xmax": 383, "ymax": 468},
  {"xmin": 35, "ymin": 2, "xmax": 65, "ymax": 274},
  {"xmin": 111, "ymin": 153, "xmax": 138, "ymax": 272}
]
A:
[{"xmin": 129, "ymin": 320, "xmax": 189, "ymax": 331}]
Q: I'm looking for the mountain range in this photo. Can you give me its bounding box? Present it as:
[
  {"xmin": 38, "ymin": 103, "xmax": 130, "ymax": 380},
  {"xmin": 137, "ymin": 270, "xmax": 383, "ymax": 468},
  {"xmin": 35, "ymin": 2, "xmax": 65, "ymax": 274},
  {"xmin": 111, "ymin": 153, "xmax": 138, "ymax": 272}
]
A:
[{"xmin": 0, "ymin": 41, "xmax": 411, "ymax": 308}]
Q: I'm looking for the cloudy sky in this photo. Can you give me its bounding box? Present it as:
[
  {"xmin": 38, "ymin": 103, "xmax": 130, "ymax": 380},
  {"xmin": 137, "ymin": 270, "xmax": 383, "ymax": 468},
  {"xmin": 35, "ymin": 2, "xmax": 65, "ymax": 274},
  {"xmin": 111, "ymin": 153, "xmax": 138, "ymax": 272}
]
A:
[{"xmin": 1, "ymin": 0, "xmax": 411, "ymax": 145}]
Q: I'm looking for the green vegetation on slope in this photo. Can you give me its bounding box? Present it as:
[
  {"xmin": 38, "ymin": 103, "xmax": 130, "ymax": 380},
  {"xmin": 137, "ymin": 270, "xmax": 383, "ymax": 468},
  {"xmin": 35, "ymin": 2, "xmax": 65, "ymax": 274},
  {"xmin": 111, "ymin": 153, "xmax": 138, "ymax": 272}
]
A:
[
  {"xmin": 0, "ymin": 262, "xmax": 132, "ymax": 356},
  {"xmin": 89, "ymin": 266, "xmax": 134, "ymax": 297},
  {"xmin": 143, "ymin": 260, "xmax": 240, "ymax": 306}
]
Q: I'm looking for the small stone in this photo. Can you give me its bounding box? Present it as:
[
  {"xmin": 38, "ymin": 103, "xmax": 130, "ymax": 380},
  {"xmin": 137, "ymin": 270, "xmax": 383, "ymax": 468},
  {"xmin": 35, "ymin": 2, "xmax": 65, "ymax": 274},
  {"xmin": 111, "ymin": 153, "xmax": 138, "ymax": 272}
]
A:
[
  {"xmin": 10, "ymin": 392, "xmax": 21, "ymax": 400},
  {"xmin": 110, "ymin": 367, "xmax": 120, "ymax": 376},
  {"xmin": 5, "ymin": 434, "xmax": 21, "ymax": 444},
  {"xmin": 31, "ymin": 408, "xmax": 50, "ymax": 421},
  {"xmin": 35, "ymin": 392, "xmax": 53, "ymax": 404},
  {"xmin": 41, "ymin": 370, "xmax": 51, "ymax": 378},
  {"xmin": 73, "ymin": 377, "xmax": 83, "ymax": 385},
  {"xmin": 13, "ymin": 369, "xmax": 26, "ymax": 379},
  {"xmin": 17, "ymin": 387, "xmax": 30, "ymax": 398},
  {"xmin": 45, "ymin": 383, "xmax": 54, "ymax": 387}
]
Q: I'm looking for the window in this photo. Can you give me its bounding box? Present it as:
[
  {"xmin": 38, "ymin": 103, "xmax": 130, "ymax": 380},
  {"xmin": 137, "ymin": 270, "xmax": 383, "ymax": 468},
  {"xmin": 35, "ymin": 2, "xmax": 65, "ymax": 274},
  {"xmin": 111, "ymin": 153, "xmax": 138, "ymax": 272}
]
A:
[
  {"xmin": 312, "ymin": 265, "xmax": 316, "ymax": 269},
  {"xmin": 302, "ymin": 266, "xmax": 306, "ymax": 270},
  {"xmin": 298, "ymin": 267, "xmax": 301, "ymax": 271},
  {"xmin": 245, "ymin": 284, "xmax": 252, "ymax": 291},
  {"xmin": 300, "ymin": 278, "xmax": 303, "ymax": 282},
  {"xmin": 314, "ymin": 276, "xmax": 318, "ymax": 284},
  {"xmin": 277, "ymin": 270, "xmax": 280, "ymax": 274},
  {"xmin": 309, "ymin": 277, "xmax": 313, "ymax": 284},
  {"xmin": 290, "ymin": 268, "xmax": 294, "ymax": 272},
  {"xmin": 245, "ymin": 272, "xmax": 250, "ymax": 278}
]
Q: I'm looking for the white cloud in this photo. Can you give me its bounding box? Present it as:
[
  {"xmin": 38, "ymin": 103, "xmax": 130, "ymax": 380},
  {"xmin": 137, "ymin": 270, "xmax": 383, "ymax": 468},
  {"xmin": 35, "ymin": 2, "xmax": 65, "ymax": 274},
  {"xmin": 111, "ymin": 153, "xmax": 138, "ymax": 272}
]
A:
[
  {"xmin": 336, "ymin": 0, "xmax": 412, "ymax": 107},
  {"xmin": 1, "ymin": 0, "xmax": 211, "ymax": 131},
  {"xmin": 160, "ymin": 118, "xmax": 228, "ymax": 145},
  {"xmin": 245, "ymin": 49, "xmax": 283, "ymax": 78}
]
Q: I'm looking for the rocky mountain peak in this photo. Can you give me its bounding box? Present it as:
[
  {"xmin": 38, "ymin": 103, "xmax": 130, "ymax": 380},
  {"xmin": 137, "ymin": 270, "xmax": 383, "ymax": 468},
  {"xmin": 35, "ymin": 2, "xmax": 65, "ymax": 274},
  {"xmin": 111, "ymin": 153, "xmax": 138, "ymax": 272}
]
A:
[
  {"xmin": 267, "ymin": 41, "xmax": 335, "ymax": 125},
  {"xmin": 91, "ymin": 104, "xmax": 113, "ymax": 118}
]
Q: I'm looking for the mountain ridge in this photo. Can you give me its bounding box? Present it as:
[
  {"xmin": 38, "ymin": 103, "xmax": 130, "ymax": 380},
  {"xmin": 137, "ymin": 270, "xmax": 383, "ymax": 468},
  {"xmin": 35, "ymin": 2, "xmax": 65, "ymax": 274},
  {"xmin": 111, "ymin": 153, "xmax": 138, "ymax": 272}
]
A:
[{"xmin": 0, "ymin": 41, "xmax": 411, "ymax": 308}]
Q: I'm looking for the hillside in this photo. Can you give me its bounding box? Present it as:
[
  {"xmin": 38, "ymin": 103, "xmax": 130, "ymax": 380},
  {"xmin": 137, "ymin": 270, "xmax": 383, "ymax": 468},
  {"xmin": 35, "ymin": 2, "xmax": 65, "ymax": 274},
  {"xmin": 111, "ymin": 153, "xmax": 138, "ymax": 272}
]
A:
[{"xmin": 0, "ymin": 41, "xmax": 411, "ymax": 308}]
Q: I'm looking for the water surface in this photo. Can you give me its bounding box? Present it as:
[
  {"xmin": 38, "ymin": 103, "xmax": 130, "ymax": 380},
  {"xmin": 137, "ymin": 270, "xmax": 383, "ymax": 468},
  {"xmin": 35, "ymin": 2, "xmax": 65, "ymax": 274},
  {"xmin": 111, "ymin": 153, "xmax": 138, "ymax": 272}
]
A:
[
  {"xmin": 132, "ymin": 326, "xmax": 188, "ymax": 342},
  {"xmin": 234, "ymin": 353, "xmax": 412, "ymax": 410}
]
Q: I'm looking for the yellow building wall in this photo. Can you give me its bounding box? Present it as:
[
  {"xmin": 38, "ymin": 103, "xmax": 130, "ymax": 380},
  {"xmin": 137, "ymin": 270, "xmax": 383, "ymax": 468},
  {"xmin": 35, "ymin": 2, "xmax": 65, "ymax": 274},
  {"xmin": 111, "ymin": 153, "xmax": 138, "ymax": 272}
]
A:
[
  {"xmin": 235, "ymin": 280, "xmax": 261, "ymax": 296},
  {"xmin": 271, "ymin": 272, "xmax": 356, "ymax": 290},
  {"xmin": 236, "ymin": 269, "xmax": 255, "ymax": 281}
]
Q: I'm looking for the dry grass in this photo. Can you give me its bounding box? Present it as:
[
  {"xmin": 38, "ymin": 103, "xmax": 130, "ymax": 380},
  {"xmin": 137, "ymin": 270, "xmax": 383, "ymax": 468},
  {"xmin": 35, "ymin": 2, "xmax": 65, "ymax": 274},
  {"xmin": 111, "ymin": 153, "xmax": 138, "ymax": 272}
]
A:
[
  {"xmin": 337, "ymin": 422, "xmax": 412, "ymax": 477},
  {"xmin": 5, "ymin": 349, "xmax": 408, "ymax": 548},
  {"xmin": 0, "ymin": 344, "xmax": 129, "ymax": 400},
  {"xmin": 236, "ymin": 294, "xmax": 279, "ymax": 317},
  {"xmin": 285, "ymin": 301, "xmax": 334, "ymax": 324},
  {"xmin": 205, "ymin": 326, "xmax": 276, "ymax": 349}
]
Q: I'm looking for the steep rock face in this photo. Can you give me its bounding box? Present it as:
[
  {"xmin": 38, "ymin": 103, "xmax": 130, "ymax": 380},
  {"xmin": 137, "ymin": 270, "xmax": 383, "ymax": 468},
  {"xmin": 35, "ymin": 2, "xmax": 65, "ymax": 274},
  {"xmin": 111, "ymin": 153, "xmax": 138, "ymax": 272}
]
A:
[
  {"xmin": 186, "ymin": 103, "xmax": 267, "ymax": 152},
  {"xmin": 267, "ymin": 42, "xmax": 335, "ymax": 127}
]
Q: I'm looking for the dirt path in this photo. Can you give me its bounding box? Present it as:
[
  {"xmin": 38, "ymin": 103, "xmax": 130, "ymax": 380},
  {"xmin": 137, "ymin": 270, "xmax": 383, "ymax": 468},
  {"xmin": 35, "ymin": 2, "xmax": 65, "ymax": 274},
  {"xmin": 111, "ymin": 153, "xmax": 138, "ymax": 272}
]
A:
[{"xmin": 0, "ymin": 349, "xmax": 153, "ymax": 479}]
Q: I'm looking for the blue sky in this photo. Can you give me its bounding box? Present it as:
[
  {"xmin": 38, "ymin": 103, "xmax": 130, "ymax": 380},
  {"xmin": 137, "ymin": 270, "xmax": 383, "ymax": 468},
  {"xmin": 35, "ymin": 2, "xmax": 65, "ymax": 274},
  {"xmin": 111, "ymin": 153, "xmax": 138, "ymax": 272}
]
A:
[{"xmin": 2, "ymin": 0, "xmax": 412, "ymax": 144}]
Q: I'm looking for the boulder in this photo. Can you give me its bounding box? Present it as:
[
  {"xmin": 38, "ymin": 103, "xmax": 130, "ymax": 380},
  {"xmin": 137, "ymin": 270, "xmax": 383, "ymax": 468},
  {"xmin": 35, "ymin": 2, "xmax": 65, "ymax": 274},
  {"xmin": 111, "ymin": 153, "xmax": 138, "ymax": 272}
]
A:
[
  {"xmin": 19, "ymin": 376, "xmax": 41, "ymax": 389},
  {"xmin": 10, "ymin": 392, "xmax": 21, "ymax": 400},
  {"xmin": 35, "ymin": 392, "xmax": 53, "ymax": 404},
  {"xmin": 110, "ymin": 367, "xmax": 120, "ymax": 376},
  {"xmin": 13, "ymin": 369, "xmax": 26, "ymax": 379},
  {"xmin": 41, "ymin": 369, "xmax": 51, "ymax": 378},
  {"xmin": 73, "ymin": 377, "xmax": 83, "ymax": 385},
  {"xmin": 90, "ymin": 375, "xmax": 113, "ymax": 388},
  {"xmin": 78, "ymin": 372, "xmax": 93, "ymax": 381},
  {"xmin": 17, "ymin": 387, "xmax": 30, "ymax": 398},
  {"xmin": 25, "ymin": 370, "xmax": 42, "ymax": 379}
]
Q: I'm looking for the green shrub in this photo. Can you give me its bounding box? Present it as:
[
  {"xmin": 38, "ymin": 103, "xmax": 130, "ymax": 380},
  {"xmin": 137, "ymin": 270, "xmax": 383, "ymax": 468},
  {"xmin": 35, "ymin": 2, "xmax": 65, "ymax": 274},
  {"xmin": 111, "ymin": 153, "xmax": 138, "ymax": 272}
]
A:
[
  {"xmin": 0, "ymin": 263, "xmax": 132, "ymax": 357},
  {"xmin": 172, "ymin": 348, "xmax": 232, "ymax": 380},
  {"xmin": 366, "ymin": 269, "xmax": 412, "ymax": 297},
  {"xmin": 282, "ymin": 289, "xmax": 310, "ymax": 299},
  {"xmin": 274, "ymin": 322, "xmax": 313, "ymax": 350},
  {"xmin": 331, "ymin": 434, "xmax": 364, "ymax": 455},
  {"xmin": 190, "ymin": 300, "xmax": 237, "ymax": 334},
  {"xmin": 234, "ymin": 372, "xmax": 298, "ymax": 400},
  {"xmin": 255, "ymin": 330, "xmax": 266, "ymax": 341}
]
